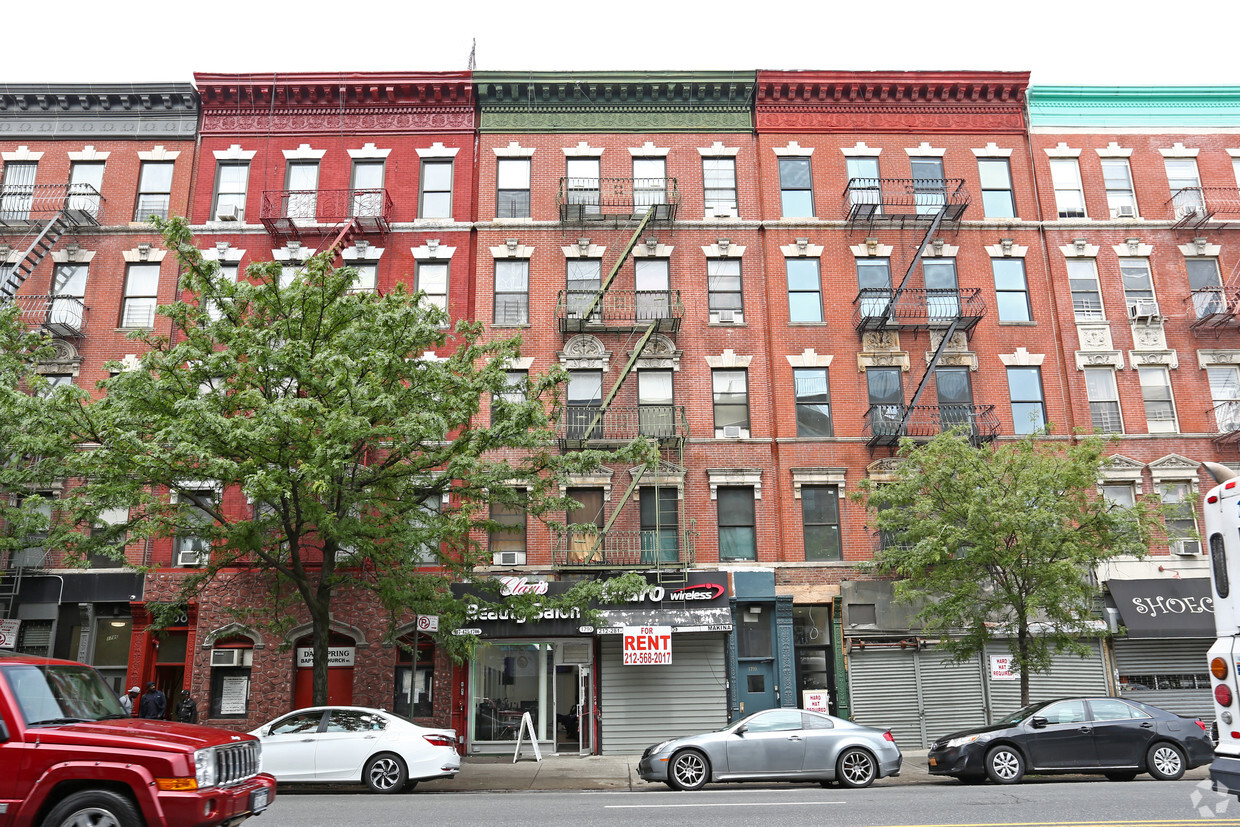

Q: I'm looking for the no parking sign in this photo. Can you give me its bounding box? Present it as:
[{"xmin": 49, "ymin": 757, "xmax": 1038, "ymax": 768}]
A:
[
  {"xmin": 0, "ymin": 619, "xmax": 20, "ymax": 649},
  {"xmin": 417, "ymin": 615, "xmax": 438, "ymax": 633}
]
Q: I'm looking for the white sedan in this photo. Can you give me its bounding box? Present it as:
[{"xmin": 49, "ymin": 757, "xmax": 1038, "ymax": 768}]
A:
[{"xmin": 250, "ymin": 706, "xmax": 460, "ymax": 793}]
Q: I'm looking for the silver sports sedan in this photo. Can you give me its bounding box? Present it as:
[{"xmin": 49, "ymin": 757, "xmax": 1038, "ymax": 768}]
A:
[{"xmin": 638, "ymin": 707, "xmax": 902, "ymax": 790}]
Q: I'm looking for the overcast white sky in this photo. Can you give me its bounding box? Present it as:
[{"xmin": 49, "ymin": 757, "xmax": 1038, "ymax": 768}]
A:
[{"xmin": 14, "ymin": 0, "xmax": 1240, "ymax": 87}]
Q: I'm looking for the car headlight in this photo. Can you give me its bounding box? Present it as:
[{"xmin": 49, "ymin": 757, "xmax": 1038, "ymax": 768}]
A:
[
  {"xmin": 649, "ymin": 739, "xmax": 676, "ymax": 755},
  {"xmin": 945, "ymin": 734, "xmax": 989, "ymax": 749},
  {"xmin": 194, "ymin": 747, "xmax": 217, "ymax": 789}
]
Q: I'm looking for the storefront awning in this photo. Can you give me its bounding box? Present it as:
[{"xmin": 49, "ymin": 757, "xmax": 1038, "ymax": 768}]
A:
[
  {"xmin": 1108, "ymin": 577, "xmax": 1214, "ymax": 638},
  {"xmin": 597, "ymin": 606, "xmax": 732, "ymax": 633}
]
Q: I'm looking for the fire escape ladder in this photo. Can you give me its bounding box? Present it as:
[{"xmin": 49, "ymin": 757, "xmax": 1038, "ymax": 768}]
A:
[
  {"xmin": 324, "ymin": 218, "xmax": 359, "ymax": 265},
  {"xmin": 577, "ymin": 322, "xmax": 658, "ymax": 443},
  {"xmin": 0, "ymin": 553, "xmax": 23, "ymax": 620},
  {"xmin": 0, "ymin": 214, "xmax": 68, "ymax": 306},
  {"xmin": 890, "ymin": 205, "xmax": 947, "ymax": 305},
  {"xmin": 578, "ymin": 206, "xmax": 657, "ymax": 323}
]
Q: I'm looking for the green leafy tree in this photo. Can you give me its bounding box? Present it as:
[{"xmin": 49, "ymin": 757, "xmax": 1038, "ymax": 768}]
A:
[
  {"xmin": 855, "ymin": 431, "xmax": 1166, "ymax": 705},
  {"xmin": 59, "ymin": 217, "xmax": 653, "ymax": 703},
  {"xmin": 0, "ymin": 304, "xmax": 77, "ymax": 578}
]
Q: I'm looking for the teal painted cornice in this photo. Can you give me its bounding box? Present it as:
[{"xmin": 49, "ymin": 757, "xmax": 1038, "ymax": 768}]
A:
[
  {"xmin": 475, "ymin": 71, "xmax": 756, "ymax": 133},
  {"xmin": 1028, "ymin": 86, "xmax": 1240, "ymax": 127}
]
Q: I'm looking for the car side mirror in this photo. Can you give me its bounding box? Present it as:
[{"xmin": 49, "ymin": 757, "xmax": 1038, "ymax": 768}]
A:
[
  {"xmin": 1030, "ymin": 716, "xmax": 1048, "ymax": 729},
  {"xmin": 735, "ymin": 724, "xmax": 747, "ymax": 736}
]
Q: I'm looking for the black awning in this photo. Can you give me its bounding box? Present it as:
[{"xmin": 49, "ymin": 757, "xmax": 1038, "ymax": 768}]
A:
[{"xmin": 1108, "ymin": 577, "xmax": 1214, "ymax": 638}]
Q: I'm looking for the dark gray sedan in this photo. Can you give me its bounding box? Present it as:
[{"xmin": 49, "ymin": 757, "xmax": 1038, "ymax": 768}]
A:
[{"xmin": 637, "ymin": 708, "xmax": 902, "ymax": 791}]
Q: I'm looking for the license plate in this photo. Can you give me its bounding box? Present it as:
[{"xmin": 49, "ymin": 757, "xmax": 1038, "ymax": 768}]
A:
[
  {"xmin": 250, "ymin": 788, "xmax": 270, "ymax": 813},
  {"xmin": 928, "ymin": 757, "xmax": 937, "ymax": 767}
]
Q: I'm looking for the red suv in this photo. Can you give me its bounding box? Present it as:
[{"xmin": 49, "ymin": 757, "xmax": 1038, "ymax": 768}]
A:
[{"xmin": 0, "ymin": 652, "xmax": 275, "ymax": 826}]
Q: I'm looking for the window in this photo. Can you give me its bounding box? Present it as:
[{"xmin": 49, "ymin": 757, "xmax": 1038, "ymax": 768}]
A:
[
  {"xmin": 638, "ymin": 369, "xmax": 674, "ymax": 438},
  {"xmin": 992, "ymin": 258, "xmax": 1031, "ymax": 322},
  {"xmin": 845, "ymin": 156, "xmax": 881, "ymax": 214},
  {"xmin": 1209, "ymin": 366, "xmax": 1240, "ymax": 432},
  {"xmin": 635, "ymin": 259, "xmax": 670, "ymax": 321},
  {"xmin": 1007, "ymin": 367, "xmax": 1046, "ymax": 435},
  {"xmin": 14, "ymin": 494, "xmax": 53, "ymax": 568},
  {"xmin": 713, "ymin": 369, "xmax": 749, "ymax": 438},
  {"xmin": 640, "ymin": 487, "xmax": 679, "ymax": 563},
  {"xmin": 1165, "ymin": 157, "xmax": 1204, "ymax": 215},
  {"xmin": 978, "ymin": 158, "xmax": 1015, "ymax": 218},
  {"xmin": 778, "ymin": 157, "xmax": 814, "ymax": 217},
  {"xmin": 565, "ymin": 487, "xmax": 603, "ymax": 564},
  {"xmin": 1050, "ymin": 158, "xmax": 1086, "ymax": 218},
  {"xmin": 350, "ymin": 160, "xmax": 385, "ymax": 217},
  {"xmin": 492, "ymin": 370, "xmax": 527, "ymax": 425},
  {"xmin": 1187, "ymin": 258, "xmax": 1226, "ymax": 318},
  {"xmin": 350, "ymin": 262, "xmax": 377, "ymax": 293},
  {"xmin": 205, "ymin": 262, "xmax": 237, "ymax": 322},
  {"xmin": 1161, "ymin": 482, "xmax": 1199, "ymax": 554},
  {"xmin": 801, "ymin": 485, "xmax": 841, "ymax": 561},
  {"xmin": 794, "ymin": 368, "xmax": 832, "ymax": 437},
  {"xmin": 410, "ymin": 496, "xmax": 442, "ymax": 564},
  {"xmin": 856, "ymin": 258, "xmax": 892, "ymax": 317},
  {"xmin": 935, "ymin": 366, "xmax": 974, "ymax": 432},
  {"xmin": 496, "ymin": 159, "xmax": 531, "ymax": 218},
  {"xmin": 1120, "ymin": 258, "xmax": 1156, "ymax": 313},
  {"xmin": 0, "ymin": 161, "xmax": 37, "ymax": 220},
  {"xmin": 633, "ymin": 157, "xmax": 666, "ymax": 208},
  {"xmin": 67, "ymin": 162, "xmax": 104, "ymax": 218},
  {"xmin": 703, "ymin": 157, "xmax": 737, "ymax": 213},
  {"xmin": 911, "ymin": 157, "xmax": 946, "ymax": 215},
  {"xmin": 1138, "ymin": 367, "xmax": 1177, "ymax": 433},
  {"xmin": 212, "ymin": 161, "xmax": 249, "ymax": 221},
  {"xmin": 1068, "ymin": 259, "xmax": 1104, "ymax": 320},
  {"xmin": 285, "ymin": 161, "xmax": 319, "ymax": 219},
  {"xmin": 718, "ymin": 487, "xmax": 756, "ymax": 561},
  {"xmin": 492, "ymin": 260, "xmax": 527, "ymax": 325},
  {"xmin": 488, "ymin": 498, "xmax": 527, "ymax": 560},
  {"xmin": 417, "ymin": 261, "xmax": 449, "ymax": 317},
  {"xmin": 1085, "ymin": 368, "xmax": 1122, "ymax": 434},
  {"xmin": 208, "ymin": 639, "xmax": 253, "ymax": 718},
  {"xmin": 923, "ymin": 258, "xmax": 959, "ymax": 321},
  {"xmin": 565, "ymin": 158, "xmax": 600, "ymax": 217},
  {"xmin": 786, "ymin": 258, "xmax": 822, "ymax": 323},
  {"xmin": 707, "ymin": 259, "xmax": 742, "ymax": 321},
  {"xmin": 867, "ymin": 367, "xmax": 904, "ymax": 436},
  {"xmin": 419, "ymin": 159, "xmax": 453, "ymax": 219},
  {"xmin": 1101, "ymin": 159, "xmax": 1137, "ymax": 218},
  {"xmin": 566, "ymin": 369, "xmax": 603, "ymax": 440},
  {"xmin": 50, "ymin": 263, "xmax": 88, "ymax": 331},
  {"xmin": 134, "ymin": 161, "xmax": 173, "ymax": 221},
  {"xmin": 175, "ymin": 487, "xmax": 215, "ymax": 567},
  {"xmin": 1102, "ymin": 483, "xmax": 1135, "ymax": 509},
  {"xmin": 121, "ymin": 263, "xmax": 160, "ymax": 328},
  {"xmin": 566, "ymin": 259, "xmax": 601, "ymax": 320}
]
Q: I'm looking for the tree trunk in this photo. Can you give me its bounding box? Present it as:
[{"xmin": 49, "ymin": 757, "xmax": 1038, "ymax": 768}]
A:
[
  {"xmin": 1016, "ymin": 628, "xmax": 1031, "ymax": 707},
  {"xmin": 308, "ymin": 593, "xmax": 332, "ymax": 707}
]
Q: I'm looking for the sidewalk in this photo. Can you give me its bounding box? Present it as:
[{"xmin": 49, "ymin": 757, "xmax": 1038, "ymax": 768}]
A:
[{"xmin": 412, "ymin": 749, "xmax": 1209, "ymax": 792}]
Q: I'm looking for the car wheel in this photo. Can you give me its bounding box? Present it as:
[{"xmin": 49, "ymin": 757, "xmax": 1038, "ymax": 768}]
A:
[
  {"xmin": 1105, "ymin": 771, "xmax": 1138, "ymax": 782},
  {"xmin": 668, "ymin": 749, "xmax": 709, "ymax": 791},
  {"xmin": 836, "ymin": 747, "xmax": 877, "ymax": 788},
  {"xmin": 364, "ymin": 753, "xmax": 409, "ymax": 793},
  {"xmin": 985, "ymin": 745, "xmax": 1025, "ymax": 784},
  {"xmin": 1147, "ymin": 742, "xmax": 1186, "ymax": 781},
  {"xmin": 44, "ymin": 789, "xmax": 142, "ymax": 827}
]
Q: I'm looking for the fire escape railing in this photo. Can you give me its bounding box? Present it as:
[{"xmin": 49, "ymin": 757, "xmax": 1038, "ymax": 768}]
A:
[
  {"xmin": 853, "ymin": 287, "xmax": 986, "ymax": 333},
  {"xmin": 556, "ymin": 289, "xmax": 683, "ymax": 333},
  {"xmin": 843, "ymin": 178, "xmax": 969, "ymax": 223},
  {"xmin": 863, "ymin": 404, "xmax": 1000, "ymax": 448},
  {"xmin": 557, "ymin": 177, "xmax": 680, "ymax": 221},
  {"xmin": 259, "ymin": 188, "xmax": 392, "ymax": 236}
]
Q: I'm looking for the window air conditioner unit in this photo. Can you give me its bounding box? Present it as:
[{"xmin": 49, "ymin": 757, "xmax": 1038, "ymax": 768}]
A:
[
  {"xmin": 1177, "ymin": 204, "xmax": 1201, "ymax": 219},
  {"xmin": 216, "ymin": 205, "xmax": 240, "ymax": 221},
  {"xmin": 722, "ymin": 425, "xmax": 743, "ymax": 438},
  {"xmin": 177, "ymin": 549, "xmax": 204, "ymax": 567},
  {"xmin": 210, "ymin": 648, "xmax": 241, "ymax": 667},
  {"xmin": 716, "ymin": 309, "xmax": 736, "ymax": 324},
  {"xmin": 1128, "ymin": 300, "xmax": 1161, "ymax": 320},
  {"xmin": 1174, "ymin": 539, "xmax": 1203, "ymax": 556},
  {"xmin": 493, "ymin": 551, "xmax": 526, "ymax": 566},
  {"xmin": 711, "ymin": 205, "xmax": 736, "ymax": 218},
  {"xmin": 1114, "ymin": 205, "xmax": 1137, "ymax": 218},
  {"xmin": 562, "ymin": 204, "xmax": 586, "ymax": 221}
]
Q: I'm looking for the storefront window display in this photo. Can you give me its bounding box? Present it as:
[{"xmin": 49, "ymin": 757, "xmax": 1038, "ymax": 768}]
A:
[{"xmin": 471, "ymin": 642, "xmax": 553, "ymax": 742}]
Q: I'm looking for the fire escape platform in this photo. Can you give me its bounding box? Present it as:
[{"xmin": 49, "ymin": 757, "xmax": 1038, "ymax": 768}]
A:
[{"xmin": 259, "ymin": 189, "xmax": 392, "ymax": 239}]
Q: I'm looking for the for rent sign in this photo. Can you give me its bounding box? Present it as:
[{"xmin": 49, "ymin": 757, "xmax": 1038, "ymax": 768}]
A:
[{"xmin": 623, "ymin": 626, "xmax": 672, "ymax": 665}]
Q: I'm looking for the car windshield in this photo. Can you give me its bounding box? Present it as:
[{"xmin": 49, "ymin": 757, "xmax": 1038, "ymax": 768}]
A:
[
  {"xmin": 1, "ymin": 663, "xmax": 127, "ymax": 726},
  {"xmin": 993, "ymin": 702, "xmax": 1048, "ymax": 727}
]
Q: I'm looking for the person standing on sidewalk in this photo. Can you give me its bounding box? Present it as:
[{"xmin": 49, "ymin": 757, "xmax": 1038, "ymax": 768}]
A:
[
  {"xmin": 176, "ymin": 689, "xmax": 198, "ymax": 724},
  {"xmin": 139, "ymin": 681, "xmax": 166, "ymax": 719},
  {"xmin": 119, "ymin": 686, "xmax": 139, "ymax": 716}
]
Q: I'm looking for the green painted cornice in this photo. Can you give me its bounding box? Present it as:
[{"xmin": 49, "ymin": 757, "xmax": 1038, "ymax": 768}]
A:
[
  {"xmin": 474, "ymin": 71, "xmax": 756, "ymax": 133},
  {"xmin": 1028, "ymin": 86, "xmax": 1240, "ymax": 127}
]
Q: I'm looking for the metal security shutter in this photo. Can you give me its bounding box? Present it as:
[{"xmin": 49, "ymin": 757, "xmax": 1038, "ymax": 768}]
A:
[
  {"xmin": 598, "ymin": 634, "xmax": 727, "ymax": 755},
  {"xmin": 848, "ymin": 647, "xmax": 987, "ymax": 750},
  {"xmin": 918, "ymin": 650, "xmax": 988, "ymax": 748},
  {"xmin": 847, "ymin": 648, "xmax": 921, "ymax": 747},
  {"xmin": 984, "ymin": 639, "xmax": 1108, "ymax": 720},
  {"xmin": 1114, "ymin": 637, "xmax": 1212, "ymax": 718}
]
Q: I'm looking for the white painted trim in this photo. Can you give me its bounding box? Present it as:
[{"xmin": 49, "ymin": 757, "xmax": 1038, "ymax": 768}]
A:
[
  {"xmin": 840, "ymin": 142, "xmax": 881, "ymax": 157},
  {"xmin": 984, "ymin": 242, "xmax": 1029, "ymax": 258},
  {"xmin": 1044, "ymin": 142, "xmax": 1082, "ymax": 158},
  {"xmin": 629, "ymin": 141, "xmax": 669, "ymax": 157},
  {"xmin": 790, "ymin": 467, "xmax": 846, "ymax": 498},
  {"xmin": 282, "ymin": 144, "xmax": 326, "ymax": 160},
  {"xmin": 706, "ymin": 468, "xmax": 763, "ymax": 500},
  {"xmin": 849, "ymin": 242, "xmax": 894, "ymax": 257},
  {"xmin": 1179, "ymin": 240, "xmax": 1222, "ymax": 257},
  {"xmin": 416, "ymin": 142, "xmax": 460, "ymax": 159},
  {"xmin": 780, "ymin": 241, "xmax": 824, "ymax": 257},
  {"xmin": 488, "ymin": 242, "xmax": 531, "ymax": 259},
  {"xmin": 347, "ymin": 142, "xmax": 392, "ymax": 159},
  {"xmin": 704, "ymin": 349, "xmax": 753, "ymax": 368},
  {"xmin": 563, "ymin": 142, "xmax": 604, "ymax": 158},
  {"xmin": 137, "ymin": 145, "xmax": 180, "ymax": 161},
  {"xmin": 562, "ymin": 242, "xmax": 607, "ymax": 259},
  {"xmin": 213, "ymin": 144, "xmax": 256, "ymax": 161},
  {"xmin": 494, "ymin": 141, "xmax": 536, "ymax": 158},
  {"xmin": 67, "ymin": 145, "xmax": 110, "ymax": 161},
  {"xmin": 998, "ymin": 348, "xmax": 1045, "ymax": 366},
  {"xmin": 1060, "ymin": 241, "xmax": 1100, "ymax": 258},
  {"xmin": 1095, "ymin": 142, "xmax": 1133, "ymax": 158},
  {"xmin": 1159, "ymin": 142, "xmax": 1199, "ymax": 157},
  {"xmin": 698, "ymin": 141, "xmax": 739, "ymax": 157},
  {"xmin": 701, "ymin": 243, "xmax": 747, "ymax": 257},
  {"xmin": 1112, "ymin": 241, "xmax": 1153, "ymax": 258},
  {"xmin": 773, "ymin": 141, "xmax": 813, "ymax": 156},
  {"xmin": 413, "ymin": 242, "xmax": 457, "ymax": 260},
  {"xmin": 971, "ymin": 143, "xmax": 1013, "ymax": 158},
  {"xmin": 50, "ymin": 249, "xmax": 97, "ymax": 264},
  {"xmin": 3, "ymin": 145, "xmax": 44, "ymax": 162},
  {"xmin": 341, "ymin": 245, "xmax": 384, "ymax": 261},
  {"xmin": 121, "ymin": 247, "xmax": 167, "ymax": 263},
  {"xmin": 905, "ymin": 141, "xmax": 945, "ymax": 157},
  {"xmin": 786, "ymin": 349, "xmax": 833, "ymax": 368}
]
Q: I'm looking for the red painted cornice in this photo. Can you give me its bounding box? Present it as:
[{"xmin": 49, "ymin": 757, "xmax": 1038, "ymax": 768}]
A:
[
  {"xmin": 756, "ymin": 70, "xmax": 1030, "ymax": 134},
  {"xmin": 193, "ymin": 72, "xmax": 474, "ymax": 136}
]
